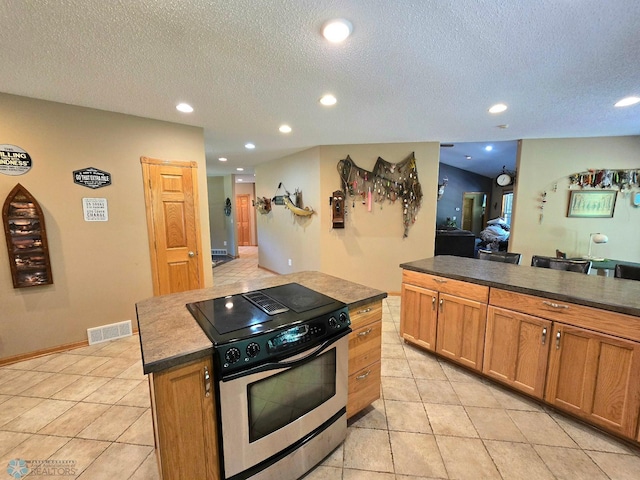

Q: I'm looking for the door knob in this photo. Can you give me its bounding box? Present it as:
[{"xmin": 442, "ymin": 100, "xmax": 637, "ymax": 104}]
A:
[{"xmin": 188, "ymin": 251, "xmax": 195, "ymax": 257}]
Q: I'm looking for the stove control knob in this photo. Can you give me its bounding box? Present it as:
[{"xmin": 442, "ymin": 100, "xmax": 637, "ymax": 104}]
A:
[
  {"xmin": 328, "ymin": 316, "xmax": 338, "ymax": 328},
  {"xmin": 246, "ymin": 342, "xmax": 261, "ymax": 358},
  {"xmin": 225, "ymin": 347, "xmax": 241, "ymax": 364},
  {"xmin": 339, "ymin": 312, "xmax": 349, "ymax": 324}
]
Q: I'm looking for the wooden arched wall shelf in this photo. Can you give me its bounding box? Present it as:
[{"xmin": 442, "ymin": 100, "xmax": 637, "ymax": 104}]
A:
[{"xmin": 2, "ymin": 183, "xmax": 53, "ymax": 288}]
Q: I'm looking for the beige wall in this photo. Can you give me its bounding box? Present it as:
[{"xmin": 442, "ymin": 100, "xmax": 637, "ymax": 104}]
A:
[
  {"xmin": 0, "ymin": 93, "xmax": 211, "ymax": 360},
  {"xmin": 255, "ymin": 148, "xmax": 322, "ymax": 273},
  {"xmin": 256, "ymin": 143, "xmax": 439, "ymax": 292},
  {"xmin": 511, "ymin": 136, "xmax": 640, "ymax": 265}
]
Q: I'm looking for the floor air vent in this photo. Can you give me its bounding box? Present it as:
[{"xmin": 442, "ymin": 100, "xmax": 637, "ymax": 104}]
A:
[
  {"xmin": 243, "ymin": 291, "xmax": 289, "ymax": 315},
  {"xmin": 212, "ymin": 249, "xmax": 228, "ymax": 255},
  {"xmin": 87, "ymin": 320, "xmax": 133, "ymax": 345}
]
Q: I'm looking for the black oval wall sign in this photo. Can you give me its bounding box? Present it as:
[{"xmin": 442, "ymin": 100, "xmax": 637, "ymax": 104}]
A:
[
  {"xmin": 0, "ymin": 144, "xmax": 33, "ymax": 176},
  {"xmin": 73, "ymin": 167, "xmax": 112, "ymax": 189}
]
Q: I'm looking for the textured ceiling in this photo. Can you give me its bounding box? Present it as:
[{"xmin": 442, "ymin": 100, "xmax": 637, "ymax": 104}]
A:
[{"xmin": 1, "ymin": 1, "xmax": 638, "ymax": 178}]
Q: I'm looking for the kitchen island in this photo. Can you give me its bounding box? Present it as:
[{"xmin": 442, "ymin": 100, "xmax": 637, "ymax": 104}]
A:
[
  {"xmin": 136, "ymin": 271, "xmax": 387, "ymax": 480},
  {"xmin": 399, "ymin": 255, "xmax": 640, "ymax": 445}
]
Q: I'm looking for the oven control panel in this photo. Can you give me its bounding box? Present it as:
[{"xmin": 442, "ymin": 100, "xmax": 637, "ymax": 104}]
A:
[{"xmin": 216, "ymin": 306, "xmax": 351, "ymax": 373}]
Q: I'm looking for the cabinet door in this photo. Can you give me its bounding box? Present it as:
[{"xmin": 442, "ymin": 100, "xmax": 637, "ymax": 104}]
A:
[
  {"xmin": 436, "ymin": 294, "xmax": 487, "ymax": 370},
  {"xmin": 545, "ymin": 324, "xmax": 640, "ymax": 438},
  {"xmin": 400, "ymin": 283, "xmax": 438, "ymax": 351},
  {"xmin": 152, "ymin": 357, "xmax": 219, "ymax": 480},
  {"xmin": 483, "ymin": 307, "xmax": 551, "ymax": 398}
]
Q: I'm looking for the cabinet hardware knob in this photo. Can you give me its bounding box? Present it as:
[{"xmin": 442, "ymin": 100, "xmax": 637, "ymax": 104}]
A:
[
  {"xmin": 356, "ymin": 370, "xmax": 371, "ymax": 380},
  {"xmin": 555, "ymin": 331, "xmax": 561, "ymax": 350},
  {"xmin": 204, "ymin": 366, "xmax": 211, "ymax": 397},
  {"xmin": 432, "ymin": 297, "xmax": 436, "ymax": 310},
  {"xmin": 439, "ymin": 298, "xmax": 443, "ymax": 312},
  {"xmin": 357, "ymin": 328, "xmax": 373, "ymax": 337},
  {"xmin": 542, "ymin": 301, "xmax": 568, "ymax": 309},
  {"xmin": 188, "ymin": 251, "xmax": 195, "ymax": 258},
  {"xmin": 357, "ymin": 308, "xmax": 372, "ymax": 314},
  {"xmin": 541, "ymin": 327, "xmax": 547, "ymax": 345}
]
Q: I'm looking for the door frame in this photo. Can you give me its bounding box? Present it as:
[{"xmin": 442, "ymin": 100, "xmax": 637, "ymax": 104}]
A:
[{"xmin": 141, "ymin": 156, "xmax": 205, "ymax": 295}]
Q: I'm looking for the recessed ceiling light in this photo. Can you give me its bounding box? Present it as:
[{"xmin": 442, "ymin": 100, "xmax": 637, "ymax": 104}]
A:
[
  {"xmin": 320, "ymin": 94, "xmax": 337, "ymax": 106},
  {"xmin": 238, "ymin": 178, "xmax": 244, "ymax": 182},
  {"xmin": 485, "ymin": 145, "xmax": 493, "ymax": 152},
  {"xmin": 218, "ymin": 157, "xmax": 227, "ymax": 162},
  {"xmin": 245, "ymin": 143, "xmax": 255, "ymax": 149},
  {"xmin": 279, "ymin": 124, "xmax": 292, "ymax": 133},
  {"xmin": 176, "ymin": 103, "xmax": 194, "ymax": 113},
  {"xmin": 465, "ymin": 155, "xmax": 472, "ymax": 160},
  {"xmin": 236, "ymin": 167, "xmax": 244, "ymax": 171},
  {"xmin": 488, "ymin": 103, "xmax": 508, "ymax": 114},
  {"xmin": 614, "ymin": 96, "xmax": 640, "ymax": 107},
  {"xmin": 322, "ymin": 19, "xmax": 352, "ymax": 43},
  {"xmin": 497, "ymin": 124, "xmax": 509, "ymax": 129}
]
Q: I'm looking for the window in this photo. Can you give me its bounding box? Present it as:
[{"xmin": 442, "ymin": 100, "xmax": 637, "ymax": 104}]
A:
[{"xmin": 501, "ymin": 192, "xmax": 514, "ymax": 225}]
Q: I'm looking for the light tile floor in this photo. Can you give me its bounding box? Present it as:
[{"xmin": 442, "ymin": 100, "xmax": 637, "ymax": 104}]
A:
[{"xmin": 1, "ymin": 246, "xmax": 638, "ymax": 479}]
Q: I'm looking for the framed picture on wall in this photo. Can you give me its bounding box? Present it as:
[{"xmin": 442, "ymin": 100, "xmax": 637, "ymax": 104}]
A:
[{"xmin": 567, "ymin": 190, "xmax": 617, "ymax": 218}]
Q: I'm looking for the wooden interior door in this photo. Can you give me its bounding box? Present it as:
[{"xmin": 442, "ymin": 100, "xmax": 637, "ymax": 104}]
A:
[
  {"xmin": 236, "ymin": 194, "xmax": 250, "ymax": 246},
  {"xmin": 462, "ymin": 197, "xmax": 474, "ymax": 231},
  {"xmin": 141, "ymin": 157, "xmax": 204, "ymax": 295}
]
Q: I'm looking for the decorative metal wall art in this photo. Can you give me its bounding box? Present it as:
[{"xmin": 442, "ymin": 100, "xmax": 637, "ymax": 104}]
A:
[
  {"xmin": 337, "ymin": 152, "xmax": 422, "ymax": 237},
  {"xmin": 569, "ymin": 169, "xmax": 639, "ymax": 190}
]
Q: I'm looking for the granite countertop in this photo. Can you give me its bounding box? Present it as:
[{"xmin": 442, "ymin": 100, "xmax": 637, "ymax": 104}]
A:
[
  {"xmin": 400, "ymin": 256, "xmax": 640, "ymax": 317},
  {"xmin": 136, "ymin": 271, "xmax": 387, "ymax": 374}
]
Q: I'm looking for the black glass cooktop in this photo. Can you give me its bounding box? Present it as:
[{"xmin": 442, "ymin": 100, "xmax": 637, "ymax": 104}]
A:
[{"xmin": 186, "ymin": 283, "xmax": 345, "ymax": 343}]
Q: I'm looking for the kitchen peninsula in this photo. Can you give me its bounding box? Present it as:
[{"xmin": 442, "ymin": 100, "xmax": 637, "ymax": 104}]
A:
[
  {"xmin": 136, "ymin": 271, "xmax": 386, "ymax": 480},
  {"xmin": 400, "ymin": 255, "xmax": 640, "ymax": 445}
]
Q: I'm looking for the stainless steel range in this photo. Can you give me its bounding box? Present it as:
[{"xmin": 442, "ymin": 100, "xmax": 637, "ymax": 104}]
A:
[{"xmin": 187, "ymin": 283, "xmax": 351, "ymax": 480}]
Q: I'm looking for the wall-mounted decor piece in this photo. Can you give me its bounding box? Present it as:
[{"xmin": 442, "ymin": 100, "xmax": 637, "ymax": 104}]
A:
[
  {"xmin": 73, "ymin": 167, "xmax": 112, "ymax": 189},
  {"xmin": 337, "ymin": 152, "xmax": 422, "ymax": 237},
  {"xmin": 82, "ymin": 198, "xmax": 109, "ymax": 221},
  {"xmin": 567, "ymin": 190, "xmax": 617, "ymax": 218},
  {"xmin": 569, "ymin": 169, "xmax": 639, "ymax": 190},
  {"xmin": 2, "ymin": 183, "xmax": 53, "ymax": 288},
  {"xmin": 253, "ymin": 197, "xmax": 272, "ymax": 214},
  {"xmin": 273, "ymin": 183, "xmax": 315, "ymax": 216},
  {"xmin": 224, "ymin": 198, "xmax": 232, "ymax": 216},
  {"xmin": 0, "ymin": 144, "xmax": 33, "ymax": 176},
  {"xmin": 330, "ymin": 190, "xmax": 345, "ymax": 228}
]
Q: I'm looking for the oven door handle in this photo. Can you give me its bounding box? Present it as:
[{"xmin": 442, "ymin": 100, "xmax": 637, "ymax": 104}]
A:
[{"xmin": 221, "ymin": 328, "xmax": 351, "ymax": 382}]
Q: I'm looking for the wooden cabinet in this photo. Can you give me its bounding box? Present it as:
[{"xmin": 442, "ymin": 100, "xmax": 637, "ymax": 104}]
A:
[
  {"xmin": 2, "ymin": 183, "xmax": 53, "ymax": 288},
  {"xmin": 545, "ymin": 323, "xmax": 640, "ymax": 438},
  {"xmin": 436, "ymin": 293, "xmax": 487, "ymax": 370},
  {"xmin": 150, "ymin": 357, "xmax": 219, "ymax": 480},
  {"xmin": 401, "ymin": 270, "xmax": 488, "ymax": 371},
  {"xmin": 347, "ymin": 300, "xmax": 382, "ymax": 418},
  {"xmin": 400, "ymin": 282, "xmax": 437, "ymax": 351},
  {"xmin": 483, "ymin": 306, "xmax": 551, "ymax": 398}
]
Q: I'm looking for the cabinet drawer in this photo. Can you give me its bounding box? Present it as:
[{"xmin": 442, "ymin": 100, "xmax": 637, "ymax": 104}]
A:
[
  {"xmin": 490, "ymin": 289, "xmax": 640, "ymax": 343},
  {"xmin": 347, "ymin": 360, "xmax": 381, "ymax": 418},
  {"xmin": 348, "ymin": 321, "xmax": 382, "ymax": 375},
  {"xmin": 402, "ymin": 270, "xmax": 488, "ymax": 303},
  {"xmin": 349, "ymin": 300, "xmax": 382, "ymax": 330}
]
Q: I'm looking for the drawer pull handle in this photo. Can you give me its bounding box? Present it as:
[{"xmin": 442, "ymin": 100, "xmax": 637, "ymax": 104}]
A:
[
  {"xmin": 358, "ymin": 328, "xmax": 373, "ymax": 337},
  {"xmin": 555, "ymin": 331, "xmax": 561, "ymax": 350},
  {"xmin": 356, "ymin": 370, "xmax": 371, "ymax": 380},
  {"xmin": 357, "ymin": 308, "xmax": 372, "ymax": 314},
  {"xmin": 432, "ymin": 296, "xmax": 436, "ymax": 310},
  {"xmin": 434, "ymin": 278, "xmax": 448, "ymax": 284},
  {"xmin": 439, "ymin": 298, "xmax": 443, "ymax": 312},
  {"xmin": 204, "ymin": 366, "xmax": 211, "ymax": 398},
  {"xmin": 541, "ymin": 327, "xmax": 547, "ymax": 345},
  {"xmin": 542, "ymin": 301, "xmax": 569, "ymax": 310}
]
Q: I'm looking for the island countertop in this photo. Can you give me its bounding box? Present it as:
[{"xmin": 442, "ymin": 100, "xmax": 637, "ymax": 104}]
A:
[
  {"xmin": 400, "ymin": 256, "xmax": 640, "ymax": 317},
  {"xmin": 136, "ymin": 271, "xmax": 387, "ymax": 374}
]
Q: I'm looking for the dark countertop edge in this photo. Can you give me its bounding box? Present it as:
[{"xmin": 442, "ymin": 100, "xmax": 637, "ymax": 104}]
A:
[
  {"xmin": 400, "ymin": 262, "xmax": 640, "ymax": 318},
  {"xmin": 143, "ymin": 346, "xmax": 214, "ymax": 375}
]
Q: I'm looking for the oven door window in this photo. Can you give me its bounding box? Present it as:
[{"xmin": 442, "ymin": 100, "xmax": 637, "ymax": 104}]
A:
[{"xmin": 248, "ymin": 349, "xmax": 336, "ymax": 442}]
